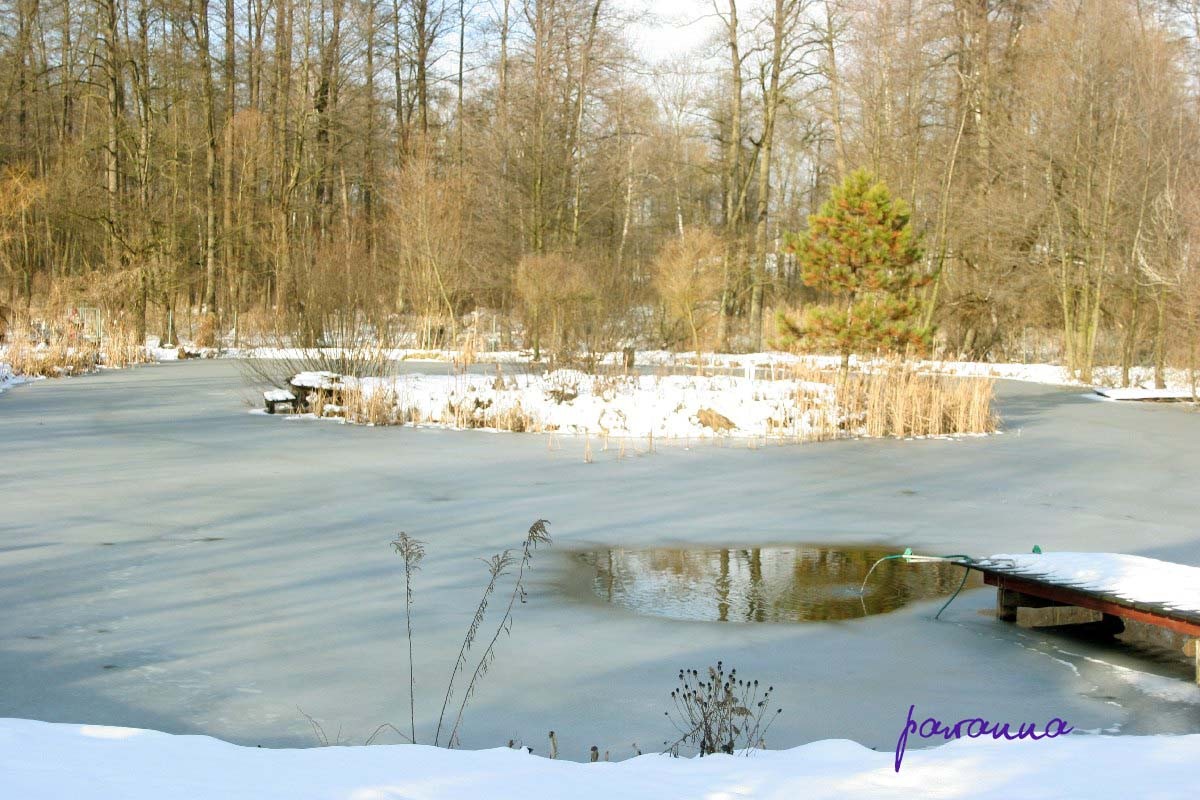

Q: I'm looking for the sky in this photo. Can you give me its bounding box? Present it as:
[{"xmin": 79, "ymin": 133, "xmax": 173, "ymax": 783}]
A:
[{"xmin": 616, "ymin": 0, "xmax": 721, "ymax": 62}]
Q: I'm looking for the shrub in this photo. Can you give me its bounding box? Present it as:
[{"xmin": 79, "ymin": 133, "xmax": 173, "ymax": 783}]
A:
[{"xmin": 665, "ymin": 661, "xmax": 781, "ymax": 756}]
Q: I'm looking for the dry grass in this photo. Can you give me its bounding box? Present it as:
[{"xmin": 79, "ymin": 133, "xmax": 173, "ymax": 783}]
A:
[
  {"xmin": 2, "ymin": 321, "xmax": 99, "ymax": 377},
  {"xmin": 4, "ymin": 337, "xmax": 97, "ymax": 376},
  {"xmin": 2, "ymin": 313, "xmax": 155, "ymax": 377},
  {"xmin": 343, "ymin": 384, "xmax": 400, "ymax": 425},
  {"xmin": 454, "ymin": 329, "xmax": 479, "ymax": 371},
  {"xmin": 100, "ymin": 322, "xmax": 152, "ymax": 369},
  {"xmin": 786, "ymin": 361, "xmax": 997, "ymax": 439},
  {"xmin": 339, "ymin": 383, "xmax": 540, "ymax": 431},
  {"xmin": 443, "ymin": 395, "xmax": 536, "ymax": 432}
]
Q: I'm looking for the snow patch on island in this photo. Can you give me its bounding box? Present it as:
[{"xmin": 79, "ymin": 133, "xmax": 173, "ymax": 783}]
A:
[{"xmin": 341, "ymin": 370, "xmax": 838, "ymax": 439}]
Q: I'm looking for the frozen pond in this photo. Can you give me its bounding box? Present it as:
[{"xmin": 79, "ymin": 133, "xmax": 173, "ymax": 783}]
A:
[
  {"xmin": 566, "ymin": 545, "xmax": 982, "ymax": 622},
  {"xmin": 1, "ymin": 360, "xmax": 1199, "ymax": 759}
]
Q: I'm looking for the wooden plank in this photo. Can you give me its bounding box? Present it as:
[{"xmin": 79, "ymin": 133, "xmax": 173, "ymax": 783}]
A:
[{"xmin": 982, "ymin": 572, "xmax": 1200, "ymax": 638}]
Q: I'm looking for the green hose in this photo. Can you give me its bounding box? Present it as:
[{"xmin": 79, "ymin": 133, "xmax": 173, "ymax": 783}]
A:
[
  {"xmin": 858, "ymin": 550, "xmax": 975, "ymax": 620},
  {"xmin": 861, "ymin": 545, "xmax": 1043, "ymax": 620},
  {"xmin": 934, "ymin": 561, "xmax": 973, "ymax": 620}
]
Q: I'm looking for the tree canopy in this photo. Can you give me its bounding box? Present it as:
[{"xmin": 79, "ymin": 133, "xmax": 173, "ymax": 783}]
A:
[{"xmin": 779, "ymin": 170, "xmax": 929, "ymax": 367}]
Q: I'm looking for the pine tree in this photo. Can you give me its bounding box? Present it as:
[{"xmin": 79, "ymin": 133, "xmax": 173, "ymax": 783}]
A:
[{"xmin": 777, "ymin": 170, "xmax": 930, "ymax": 369}]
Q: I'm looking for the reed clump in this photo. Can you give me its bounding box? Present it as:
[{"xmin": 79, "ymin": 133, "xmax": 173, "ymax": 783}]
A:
[
  {"xmin": 841, "ymin": 365, "xmax": 997, "ymax": 437},
  {"xmin": 100, "ymin": 323, "xmax": 152, "ymax": 369},
  {"xmin": 786, "ymin": 361, "xmax": 997, "ymax": 438},
  {"xmin": 3, "ymin": 327, "xmax": 99, "ymax": 377},
  {"xmin": 342, "ymin": 384, "xmax": 400, "ymax": 425},
  {"xmin": 2, "ymin": 313, "xmax": 155, "ymax": 377}
]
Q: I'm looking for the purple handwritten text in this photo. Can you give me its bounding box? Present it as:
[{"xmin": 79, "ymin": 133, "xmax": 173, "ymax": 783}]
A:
[{"xmin": 894, "ymin": 704, "xmax": 1073, "ymax": 771}]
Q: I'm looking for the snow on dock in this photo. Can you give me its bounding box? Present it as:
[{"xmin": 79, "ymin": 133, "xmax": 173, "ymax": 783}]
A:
[{"xmin": 972, "ymin": 553, "xmax": 1200, "ymax": 618}]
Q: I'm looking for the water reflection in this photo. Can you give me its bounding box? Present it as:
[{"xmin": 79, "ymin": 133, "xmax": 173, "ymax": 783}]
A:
[{"xmin": 572, "ymin": 545, "xmax": 980, "ymax": 622}]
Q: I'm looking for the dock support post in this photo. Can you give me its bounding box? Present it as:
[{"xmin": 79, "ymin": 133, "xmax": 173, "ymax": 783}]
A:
[
  {"xmin": 996, "ymin": 587, "xmax": 1051, "ymax": 622},
  {"xmin": 1188, "ymin": 639, "xmax": 1199, "ymax": 685},
  {"xmin": 996, "ymin": 588, "xmax": 1018, "ymax": 622}
]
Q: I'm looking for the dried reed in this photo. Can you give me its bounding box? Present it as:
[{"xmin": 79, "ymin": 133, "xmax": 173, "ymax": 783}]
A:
[
  {"xmin": 786, "ymin": 361, "xmax": 996, "ymax": 438},
  {"xmin": 434, "ymin": 552, "xmax": 512, "ymax": 747},
  {"xmin": 3, "ymin": 326, "xmax": 98, "ymax": 377},
  {"xmin": 391, "ymin": 533, "xmax": 425, "ymax": 745},
  {"xmin": 444, "ymin": 520, "xmax": 552, "ymax": 747},
  {"xmin": 343, "ymin": 384, "xmax": 400, "ymax": 425},
  {"xmin": 100, "ymin": 323, "xmax": 152, "ymax": 369}
]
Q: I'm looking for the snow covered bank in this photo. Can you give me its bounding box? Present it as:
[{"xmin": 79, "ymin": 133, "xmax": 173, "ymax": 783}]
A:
[
  {"xmin": 212, "ymin": 344, "xmax": 1200, "ymax": 392},
  {"xmin": 976, "ymin": 553, "xmax": 1200, "ymax": 616},
  {"xmin": 640, "ymin": 352, "xmax": 1200, "ymax": 392},
  {"xmin": 0, "ymin": 362, "xmax": 33, "ymax": 395},
  {"xmin": 0, "ymin": 718, "xmax": 1194, "ymax": 800}
]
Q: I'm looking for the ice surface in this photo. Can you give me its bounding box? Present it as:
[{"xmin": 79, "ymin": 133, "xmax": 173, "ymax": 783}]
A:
[
  {"xmin": 1092, "ymin": 387, "xmax": 1196, "ymax": 401},
  {"xmin": 0, "ymin": 363, "xmax": 1198, "ymax": 760}
]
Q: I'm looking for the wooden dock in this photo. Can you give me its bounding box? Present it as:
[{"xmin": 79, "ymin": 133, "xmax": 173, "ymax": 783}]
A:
[{"xmin": 962, "ymin": 557, "xmax": 1200, "ymax": 684}]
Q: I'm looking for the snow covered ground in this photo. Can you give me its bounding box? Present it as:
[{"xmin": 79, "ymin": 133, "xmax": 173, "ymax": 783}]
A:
[
  {"xmin": 218, "ymin": 344, "xmax": 1200, "ymax": 392},
  {"xmin": 976, "ymin": 553, "xmax": 1200, "ymax": 616},
  {"xmin": 0, "ymin": 362, "xmax": 32, "ymax": 395},
  {"xmin": 335, "ymin": 370, "xmax": 838, "ymax": 438},
  {"xmin": 1, "ymin": 718, "xmax": 1195, "ymax": 800}
]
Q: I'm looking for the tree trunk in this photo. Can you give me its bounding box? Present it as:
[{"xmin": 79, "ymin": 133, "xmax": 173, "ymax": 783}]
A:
[
  {"xmin": 191, "ymin": 0, "xmax": 220, "ymax": 321},
  {"xmin": 822, "ymin": 2, "xmax": 848, "ymax": 176},
  {"xmin": 100, "ymin": 0, "xmax": 122, "ymax": 271},
  {"xmin": 750, "ymin": 0, "xmax": 789, "ymax": 352},
  {"xmin": 223, "ymin": 0, "xmax": 237, "ymax": 324},
  {"xmin": 717, "ymin": 0, "xmax": 743, "ymax": 350}
]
